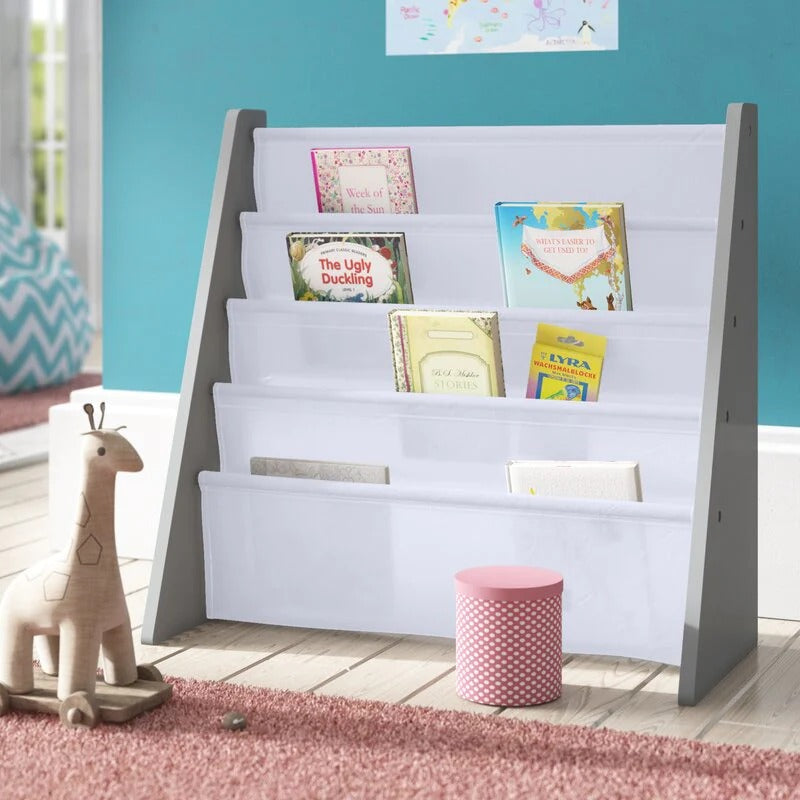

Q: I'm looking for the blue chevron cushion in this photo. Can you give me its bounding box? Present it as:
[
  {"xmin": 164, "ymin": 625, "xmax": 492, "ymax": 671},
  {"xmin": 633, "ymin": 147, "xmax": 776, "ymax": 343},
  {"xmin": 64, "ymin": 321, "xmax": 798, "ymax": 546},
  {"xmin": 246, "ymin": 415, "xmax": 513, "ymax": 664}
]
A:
[{"xmin": 0, "ymin": 191, "xmax": 92, "ymax": 394}]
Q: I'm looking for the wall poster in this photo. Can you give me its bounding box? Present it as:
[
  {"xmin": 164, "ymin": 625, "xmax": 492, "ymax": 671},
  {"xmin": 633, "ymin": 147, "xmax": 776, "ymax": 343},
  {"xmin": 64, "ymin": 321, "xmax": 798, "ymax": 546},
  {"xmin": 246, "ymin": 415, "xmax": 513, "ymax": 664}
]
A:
[{"xmin": 387, "ymin": 0, "xmax": 618, "ymax": 55}]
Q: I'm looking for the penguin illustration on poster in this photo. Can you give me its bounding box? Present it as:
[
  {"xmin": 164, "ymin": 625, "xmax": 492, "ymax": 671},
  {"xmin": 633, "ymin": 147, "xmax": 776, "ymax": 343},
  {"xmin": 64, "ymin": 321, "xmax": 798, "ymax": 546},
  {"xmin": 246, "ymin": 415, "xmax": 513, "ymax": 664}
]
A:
[{"xmin": 577, "ymin": 19, "xmax": 596, "ymax": 44}]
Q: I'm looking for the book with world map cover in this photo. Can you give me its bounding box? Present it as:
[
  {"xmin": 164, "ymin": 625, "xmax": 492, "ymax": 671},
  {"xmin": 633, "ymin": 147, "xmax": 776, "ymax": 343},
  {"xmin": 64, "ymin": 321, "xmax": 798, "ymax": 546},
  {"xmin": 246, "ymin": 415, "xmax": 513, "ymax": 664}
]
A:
[{"xmin": 496, "ymin": 202, "xmax": 632, "ymax": 311}]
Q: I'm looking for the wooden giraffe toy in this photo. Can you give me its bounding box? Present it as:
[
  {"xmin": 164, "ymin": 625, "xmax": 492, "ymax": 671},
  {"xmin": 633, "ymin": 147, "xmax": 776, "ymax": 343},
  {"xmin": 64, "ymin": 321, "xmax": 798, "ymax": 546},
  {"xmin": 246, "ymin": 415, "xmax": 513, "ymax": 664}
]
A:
[{"xmin": 0, "ymin": 403, "xmax": 170, "ymax": 728}]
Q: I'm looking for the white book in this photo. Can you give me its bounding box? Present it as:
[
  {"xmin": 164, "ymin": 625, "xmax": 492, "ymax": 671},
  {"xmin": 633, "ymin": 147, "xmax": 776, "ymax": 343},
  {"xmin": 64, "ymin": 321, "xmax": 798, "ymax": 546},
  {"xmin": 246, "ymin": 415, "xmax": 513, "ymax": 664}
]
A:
[
  {"xmin": 506, "ymin": 460, "xmax": 642, "ymax": 501},
  {"xmin": 251, "ymin": 456, "xmax": 389, "ymax": 485}
]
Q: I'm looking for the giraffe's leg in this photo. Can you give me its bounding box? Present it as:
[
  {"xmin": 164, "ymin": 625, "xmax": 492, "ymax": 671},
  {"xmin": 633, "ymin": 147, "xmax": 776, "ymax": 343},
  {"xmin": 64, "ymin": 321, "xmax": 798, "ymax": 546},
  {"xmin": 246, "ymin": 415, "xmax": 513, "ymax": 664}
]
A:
[
  {"xmin": 101, "ymin": 622, "xmax": 137, "ymax": 686},
  {"xmin": 57, "ymin": 624, "xmax": 100, "ymax": 701},
  {"xmin": 0, "ymin": 616, "xmax": 34, "ymax": 694},
  {"xmin": 35, "ymin": 635, "xmax": 60, "ymax": 676}
]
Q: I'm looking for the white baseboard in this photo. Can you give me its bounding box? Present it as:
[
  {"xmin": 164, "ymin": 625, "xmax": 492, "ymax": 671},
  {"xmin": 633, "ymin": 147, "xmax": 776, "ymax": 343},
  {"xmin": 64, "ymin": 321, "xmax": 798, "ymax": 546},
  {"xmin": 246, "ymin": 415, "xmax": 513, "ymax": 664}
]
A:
[
  {"xmin": 47, "ymin": 390, "xmax": 800, "ymax": 620},
  {"xmin": 758, "ymin": 426, "xmax": 800, "ymax": 620}
]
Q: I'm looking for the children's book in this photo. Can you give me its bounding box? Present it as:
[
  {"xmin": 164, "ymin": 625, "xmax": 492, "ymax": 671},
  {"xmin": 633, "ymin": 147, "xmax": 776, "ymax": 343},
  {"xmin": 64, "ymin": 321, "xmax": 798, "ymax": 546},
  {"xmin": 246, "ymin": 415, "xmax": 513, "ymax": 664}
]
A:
[
  {"xmin": 506, "ymin": 460, "xmax": 642, "ymax": 501},
  {"xmin": 287, "ymin": 232, "xmax": 413, "ymax": 303},
  {"xmin": 496, "ymin": 202, "xmax": 632, "ymax": 311},
  {"xmin": 388, "ymin": 309, "xmax": 505, "ymax": 397},
  {"xmin": 251, "ymin": 457, "xmax": 390, "ymax": 485},
  {"xmin": 527, "ymin": 323, "xmax": 607, "ymax": 401},
  {"xmin": 311, "ymin": 147, "xmax": 418, "ymax": 214}
]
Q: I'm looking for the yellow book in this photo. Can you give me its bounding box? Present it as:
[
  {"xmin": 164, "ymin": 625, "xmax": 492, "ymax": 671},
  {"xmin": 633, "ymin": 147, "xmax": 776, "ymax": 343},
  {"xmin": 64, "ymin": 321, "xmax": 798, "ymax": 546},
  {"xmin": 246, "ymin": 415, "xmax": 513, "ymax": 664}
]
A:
[
  {"xmin": 526, "ymin": 323, "xmax": 606, "ymax": 401},
  {"xmin": 388, "ymin": 309, "xmax": 505, "ymax": 397}
]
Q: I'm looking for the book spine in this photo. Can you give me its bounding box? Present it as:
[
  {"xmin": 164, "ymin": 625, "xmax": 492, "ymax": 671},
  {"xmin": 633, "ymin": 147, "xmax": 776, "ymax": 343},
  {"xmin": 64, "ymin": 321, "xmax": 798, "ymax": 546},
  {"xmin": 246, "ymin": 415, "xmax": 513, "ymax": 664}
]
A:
[
  {"xmin": 495, "ymin": 204, "xmax": 513, "ymax": 307},
  {"xmin": 310, "ymin": 150, "xmax": 324, "ymax": 213},
  {"xmin": 389, "ymin": 313, "xmax": 413, "ymax": 392},
  {"xmin": 490, "ymin": 316, "xmax": 507, "ymax": 397},
  {"xmin": 404, "ymin": 148, "xmax": 419, "ymax": 214},
  {"xmin": 618, "ymin": 205, "xmax": 633, "ymax": 310}
]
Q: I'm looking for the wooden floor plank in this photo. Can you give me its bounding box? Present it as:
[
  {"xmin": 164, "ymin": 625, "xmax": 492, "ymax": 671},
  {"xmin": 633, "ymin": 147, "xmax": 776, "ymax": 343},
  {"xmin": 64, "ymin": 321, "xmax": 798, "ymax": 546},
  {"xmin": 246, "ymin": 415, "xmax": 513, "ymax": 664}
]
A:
[
  {"xmin": 0, "ymin": 572, "xmax": 16, "ymax": 600},
  {"xmin": 0, "ymin": 514, "xmax": 48, "ymax": 552},
  {"xmin": 229, "ymin": 629, "xmax": 401, "ymax": 693},
  {"xmin": 132, "ymin": 620, "xmax": 233, "ymax": 666},
  {"xmin": 132, "ymin": 631, "xmax": 188, "ymax": 666},
  {"xmin": 0, "ymin": 461, "xmax": 48, "ymax": 490},
  {"xmin": 154, "ymin": 622, "xmax": 316, "ymax": 682},
  {"xmin": 0, "ymin": 538, "xmax": 51, "ymax": 578},
  {"xmin": 119, "ymin": 559, "xmax": 153, "ymax": 596},
  {"xmin": 0, "ymin": 495, "xmax": 48, "ymax": 531},
  {"xmin": 600, "ymin": 618, "xmax": 800, "ymax": 739},
  {"xmin": 701, "ymin": 721, "xmax": 800, "ymax": 751},
  {"xmin": 315, "ymin": 636, "xmax": 455, "ymax": 703},
  {"xmin": 403, "ymin": 668, "xmax": 502, "ymax": 715},
  {"xmin": 717, "ymin": 628, "xmax": 800, "ymax": 731},
  {"xmin": 499, "ymin": 654, "xmax": 661, "ymax": 727},
  {"xmin": 125, "ymin": 587, "xmax": 149, "ymax": 629},
  {"xmin": 132, "ymin": 620, "xmax": 262, "ymax": 667},
  {"xmin": 0, "ymin": 476, "xmax": 48, "ymax": 509}
]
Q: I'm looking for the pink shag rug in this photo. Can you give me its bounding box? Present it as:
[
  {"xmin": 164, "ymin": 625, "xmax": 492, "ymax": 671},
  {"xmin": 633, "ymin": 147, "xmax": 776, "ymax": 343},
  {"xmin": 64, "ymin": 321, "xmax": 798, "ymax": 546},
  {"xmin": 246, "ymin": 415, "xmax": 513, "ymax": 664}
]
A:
[
  {"xmin": 2, "ymin": 678, "xmax": 800, "ymax": 799},
  {"xmin": 0, "ymin": 372, "xmax": 101, "ymax": 433}
]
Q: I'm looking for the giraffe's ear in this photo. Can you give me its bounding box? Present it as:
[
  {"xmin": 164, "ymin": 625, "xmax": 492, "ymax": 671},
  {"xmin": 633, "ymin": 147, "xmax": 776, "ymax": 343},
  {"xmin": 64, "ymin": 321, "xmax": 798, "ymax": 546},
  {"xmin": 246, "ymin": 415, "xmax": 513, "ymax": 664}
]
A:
[{"xmin": 83, "ymin": 404, "xmax": 96, "ymax": 431}]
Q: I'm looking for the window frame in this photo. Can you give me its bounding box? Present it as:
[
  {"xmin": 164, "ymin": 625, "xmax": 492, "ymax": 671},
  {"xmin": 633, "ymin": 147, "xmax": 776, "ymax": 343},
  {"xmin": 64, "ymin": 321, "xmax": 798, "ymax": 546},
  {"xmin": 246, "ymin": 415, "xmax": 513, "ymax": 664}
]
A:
[
  {"xmin": 29, "ymin": 0, "xmax": 67, "ymax": 249},
  {"xmin": 0, "ymin": 0, "xmax": 30, "ymax": 212},
  {"xmin": 66, "ymin": 0, "xmax": 102, "ymax": 329},
  {"xmin": 0, "ymin": 0, "xmax": 103, "ymax": 329}
]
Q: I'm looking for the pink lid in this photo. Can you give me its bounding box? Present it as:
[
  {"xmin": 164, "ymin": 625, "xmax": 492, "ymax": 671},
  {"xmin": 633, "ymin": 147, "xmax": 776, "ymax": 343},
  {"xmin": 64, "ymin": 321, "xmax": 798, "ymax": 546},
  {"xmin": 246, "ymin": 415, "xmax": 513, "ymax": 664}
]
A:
[{"xmin": 455, "ymin": 565, "xmax": 563, "ymax": 601}]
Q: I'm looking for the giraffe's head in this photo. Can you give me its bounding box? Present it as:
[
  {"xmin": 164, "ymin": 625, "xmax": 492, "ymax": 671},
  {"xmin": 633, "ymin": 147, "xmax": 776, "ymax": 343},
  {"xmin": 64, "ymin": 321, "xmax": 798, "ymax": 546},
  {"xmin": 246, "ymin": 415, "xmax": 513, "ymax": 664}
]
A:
[{"xmin": 81, "ymin": 403, "xmax": 143, "ymax": 474}]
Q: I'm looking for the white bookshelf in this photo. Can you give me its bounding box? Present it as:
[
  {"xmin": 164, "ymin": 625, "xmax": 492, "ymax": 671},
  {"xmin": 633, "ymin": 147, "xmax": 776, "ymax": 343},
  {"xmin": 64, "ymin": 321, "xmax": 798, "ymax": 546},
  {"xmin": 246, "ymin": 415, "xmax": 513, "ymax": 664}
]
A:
[{"xmin": 143, "ymin": 105, "xmax": 758, "ymax": 706}]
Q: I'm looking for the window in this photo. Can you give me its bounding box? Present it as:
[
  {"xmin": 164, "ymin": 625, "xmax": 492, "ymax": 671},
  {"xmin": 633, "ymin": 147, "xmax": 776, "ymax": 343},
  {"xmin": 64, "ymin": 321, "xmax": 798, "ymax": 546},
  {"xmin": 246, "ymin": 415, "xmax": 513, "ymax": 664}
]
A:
[
  {"xmin": 30, "ymin": 0, "xmax": 67, "ymax": 250},
  {"xmin": 1, "ymin": 0, "xmax": 101, "ymax": 325}
]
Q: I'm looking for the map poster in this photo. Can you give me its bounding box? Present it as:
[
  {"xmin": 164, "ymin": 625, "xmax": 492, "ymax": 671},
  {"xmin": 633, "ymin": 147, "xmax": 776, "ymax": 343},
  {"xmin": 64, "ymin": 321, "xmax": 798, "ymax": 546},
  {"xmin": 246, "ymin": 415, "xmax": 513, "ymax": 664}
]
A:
[{"xmin": 386, "ymin": 0, "xmax": 618, "ymax": 55}]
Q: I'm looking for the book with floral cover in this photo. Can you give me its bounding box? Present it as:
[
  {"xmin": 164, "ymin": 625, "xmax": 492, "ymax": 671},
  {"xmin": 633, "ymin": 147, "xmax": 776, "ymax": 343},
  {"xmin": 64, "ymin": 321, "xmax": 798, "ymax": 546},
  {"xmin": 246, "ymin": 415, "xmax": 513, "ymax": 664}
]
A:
[
  {"xmin": 311, "ymin": 147, "xmax": 417, "ymax": 214},
  {"xmin": 496, "ymin": 202, "xmax": 632, "ymax": 311}
]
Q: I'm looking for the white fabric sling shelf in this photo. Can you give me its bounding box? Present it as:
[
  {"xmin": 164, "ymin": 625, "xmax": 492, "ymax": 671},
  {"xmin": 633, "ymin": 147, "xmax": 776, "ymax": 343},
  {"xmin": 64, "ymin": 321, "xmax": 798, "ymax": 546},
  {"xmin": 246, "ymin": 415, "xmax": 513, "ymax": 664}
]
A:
[
  {"xmin": 213, "ymin": 383, "xmax": 698, "ymax": 504},
  {"xmin": 227, "ymin": 300, "xmax": 708, "ymax": 404},
  {"xmin": 241, "ymin": 212, "xmax": 717, "ymax": 309},
  {"xmin": 143, "ymin": 105, "xmax": 758, "ymax": 706},
  {"xmin": 200, "ymin": 471, "xmax": 691, "ymax": 665}
]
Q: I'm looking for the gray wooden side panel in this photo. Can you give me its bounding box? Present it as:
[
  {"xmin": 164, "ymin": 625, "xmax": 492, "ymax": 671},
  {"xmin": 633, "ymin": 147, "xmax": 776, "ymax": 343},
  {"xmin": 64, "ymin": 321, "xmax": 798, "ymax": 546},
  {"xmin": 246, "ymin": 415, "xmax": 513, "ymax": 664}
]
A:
[
  {"xmin": 141, "ymin": 109, "xmax": 266, "ymax": 644},
  {"xmin": 679, "ymin": 103, "xmax": 758, "ymax": 705}
]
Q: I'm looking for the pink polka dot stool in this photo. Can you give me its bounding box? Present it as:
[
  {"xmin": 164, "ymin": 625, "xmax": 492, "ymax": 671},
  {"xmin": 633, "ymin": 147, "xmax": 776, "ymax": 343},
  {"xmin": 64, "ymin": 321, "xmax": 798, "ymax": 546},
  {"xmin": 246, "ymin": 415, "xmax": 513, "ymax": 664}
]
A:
[{"xmin": 454, "ymin": 565, "xmax": 563, "ymax": 707}]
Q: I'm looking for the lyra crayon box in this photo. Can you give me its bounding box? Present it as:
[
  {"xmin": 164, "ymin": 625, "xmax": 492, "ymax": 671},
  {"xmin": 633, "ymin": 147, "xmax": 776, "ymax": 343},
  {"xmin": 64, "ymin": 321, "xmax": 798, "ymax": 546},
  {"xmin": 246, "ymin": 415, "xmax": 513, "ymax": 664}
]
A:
[{"xmin": 526, "ymin": 323, "xmax": 607, "ymax": 402}]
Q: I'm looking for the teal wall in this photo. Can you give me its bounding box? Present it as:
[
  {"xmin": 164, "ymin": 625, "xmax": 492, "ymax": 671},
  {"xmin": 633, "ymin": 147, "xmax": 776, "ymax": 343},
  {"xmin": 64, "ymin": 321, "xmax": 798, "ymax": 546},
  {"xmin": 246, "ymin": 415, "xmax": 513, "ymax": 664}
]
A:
[{"xmin": 103, "ymin": 0, "xmax": 797, "ymax": 424}]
